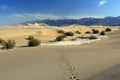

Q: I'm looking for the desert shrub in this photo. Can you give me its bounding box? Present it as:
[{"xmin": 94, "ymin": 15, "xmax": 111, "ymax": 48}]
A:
[
  {"xmin": 75, "ymin": 31, "xmax": 81, "ymax": 34},
  {"xmin": 0, "ymin": 38, "xmax": 4, "ymax": 44},
  {"xmin": 27, "ymin": 36, "xmax": 34, "ymax": 40},
  {"xmin": 89, "ymin": 35, "xmax": 98, "ymax": 39},
  {"xmin": 105, "ymin": 28, "xmax": 112, "ymax": 32},
  {"xmin": 85, "ymin": 31, "xmax": 91, "ymax": 34},
  {"xmin": 65, "ymin": 32, "xmax": 74, "ymax": 36},
  {"xmin": 57, "ymin": 30, "xmax": 65, "ymax": 34},
  {"xmin": 55, "ymin": 35, "xmax": 66, "ymax": 41},
  {"xmin": 92, "ymin": 29, "xmax": 99, "ymax": 34},
  {"xmin": 28, "ymin": 38, "xmax": 41, "ymax": 47},
  {"xmin": 100, "ymin": 31, "xmax": 106, "ymax": 35},
  {"xmin": 1, "ymin": 40, "xmax": 16, "ymax": 49}
]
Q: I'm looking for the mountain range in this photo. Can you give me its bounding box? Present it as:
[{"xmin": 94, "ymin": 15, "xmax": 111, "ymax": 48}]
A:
[{"xmin": 23, "ymin": 16, "xmax": 120, "ymax": 26}]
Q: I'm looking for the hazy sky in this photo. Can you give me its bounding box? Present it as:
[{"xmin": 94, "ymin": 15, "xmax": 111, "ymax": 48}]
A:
[{"xmin": 0, "ymin": 0, "xmax": 120, "ymax": 25}]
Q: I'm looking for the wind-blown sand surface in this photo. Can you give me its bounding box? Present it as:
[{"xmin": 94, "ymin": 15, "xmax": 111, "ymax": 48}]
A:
[
  {"xmin": 0, "ymin": 24, "xmax": 120, "ymax": 80},
  {"xmin": 0, "ymin": 24, "xmax": 118, "ymax": 46}
]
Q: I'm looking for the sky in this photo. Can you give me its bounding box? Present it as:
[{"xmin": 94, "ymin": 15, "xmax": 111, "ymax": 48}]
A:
[{"xmin": 0, "ymin": 0, "xmax": 120, "ymax": 25}]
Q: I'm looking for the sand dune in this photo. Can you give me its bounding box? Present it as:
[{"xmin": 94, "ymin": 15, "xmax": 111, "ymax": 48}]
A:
[
  {"xmin": 0, "ymin": 24, "xmax": 119, "ymax": 45},
  {"xmin": 0, "ymin": 24, "xmax": 120, "ymax": 80}
]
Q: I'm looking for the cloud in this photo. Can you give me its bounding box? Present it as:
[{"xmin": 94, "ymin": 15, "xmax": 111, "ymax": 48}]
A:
[
  {"xmin": 12, "ymin": 13, "xmax": 62, "ymax": 20},
  {"xmin": 0, "ymin": 13, "xmax": 105, "ymax": 25},
  {"xmin": 66, "ymin": 15, "xmax": 104, "ymax": 19},
  {"xmin": 0, "ymin": 5, "xmax": 8, "ymax": 10},
  {"xmin": 0, "ymin": 13, "xmax": 62, "ymax": 25},
  {"xmin": 98, "ymin": 0, "xmax": 107, "ymax": 7}
]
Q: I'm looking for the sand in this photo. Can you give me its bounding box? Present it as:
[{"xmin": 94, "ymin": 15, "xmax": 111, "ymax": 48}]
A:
[
  {"xmin": 0, "ymin": 24, "xmax": 119, "ymax": 46},
  {"xmin": 88, "ymin": 65, "xmax": 120, "ymax": 80},
  {"xmin": 0, "ymin": 24, "xmax": 120, "ymax": 80}
]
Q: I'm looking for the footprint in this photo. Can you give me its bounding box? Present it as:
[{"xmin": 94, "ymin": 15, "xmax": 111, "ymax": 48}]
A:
[{"xmin": 59, "ymin": 53, "xmax": 80, "ymax": 80}]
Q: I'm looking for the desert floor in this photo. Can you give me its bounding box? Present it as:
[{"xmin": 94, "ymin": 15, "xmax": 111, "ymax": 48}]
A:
[{"xmin": 0, "ymin": 25, "xmax": 120, "ymax": 80}]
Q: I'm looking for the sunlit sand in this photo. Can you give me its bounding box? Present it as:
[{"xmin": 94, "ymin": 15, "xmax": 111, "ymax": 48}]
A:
[{"xmin": 0, "ymin": 24, "xmax": 120, "ymax": 80}]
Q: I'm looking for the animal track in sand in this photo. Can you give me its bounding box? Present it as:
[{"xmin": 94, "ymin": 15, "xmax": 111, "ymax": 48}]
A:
[{"xmin": 59, "ymin": 53, "xmax": 80, "ymax": 80}]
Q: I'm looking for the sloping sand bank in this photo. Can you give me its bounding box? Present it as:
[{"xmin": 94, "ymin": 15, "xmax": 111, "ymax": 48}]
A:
[{"xmin": 0, "ymin": 27, "xmax": 120, "ymax": 80}]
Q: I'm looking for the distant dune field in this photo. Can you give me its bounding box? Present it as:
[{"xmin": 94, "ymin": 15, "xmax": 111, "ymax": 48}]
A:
[{"xmin": 0, "ymin": 23, "xmax": 119, "ymax": 46}]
